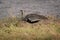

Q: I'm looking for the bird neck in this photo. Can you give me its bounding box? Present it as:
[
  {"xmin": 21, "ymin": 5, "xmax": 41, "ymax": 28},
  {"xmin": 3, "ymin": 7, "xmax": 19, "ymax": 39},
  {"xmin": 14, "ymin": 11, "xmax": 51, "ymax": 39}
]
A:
[{"xmin": 20, "ymin": 10, "xmax": 23, "ymax": 20}]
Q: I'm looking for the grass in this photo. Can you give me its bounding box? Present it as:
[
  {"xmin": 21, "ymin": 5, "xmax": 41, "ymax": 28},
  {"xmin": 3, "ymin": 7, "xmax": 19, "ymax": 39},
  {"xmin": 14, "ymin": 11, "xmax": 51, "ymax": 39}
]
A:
[{"xmin": 0, "ymin": 16, "xmax": 60, "ymax": 40}]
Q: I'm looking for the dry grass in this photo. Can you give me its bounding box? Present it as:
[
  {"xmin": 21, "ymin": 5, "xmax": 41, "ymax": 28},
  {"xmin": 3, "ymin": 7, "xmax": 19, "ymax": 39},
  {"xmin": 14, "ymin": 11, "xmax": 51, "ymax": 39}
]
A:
[{"xmin": 0, "ymin": 16, "xmax": 60, "ymax": 40}]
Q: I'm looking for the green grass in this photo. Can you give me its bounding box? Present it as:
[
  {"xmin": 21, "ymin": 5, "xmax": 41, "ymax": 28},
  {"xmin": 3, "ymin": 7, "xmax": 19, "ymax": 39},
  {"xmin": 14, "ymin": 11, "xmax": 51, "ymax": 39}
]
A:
[{"xmin": 0, "ymin": 17, "xmax": 60, "ymax": 40}]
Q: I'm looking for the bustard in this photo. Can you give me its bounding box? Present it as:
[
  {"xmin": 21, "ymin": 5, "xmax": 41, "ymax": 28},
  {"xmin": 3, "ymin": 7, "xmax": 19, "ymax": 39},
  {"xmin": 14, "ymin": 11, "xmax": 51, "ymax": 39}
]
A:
[{"xmin": 20, "ymin": 10, "xmax": 48, "ymax": 23}]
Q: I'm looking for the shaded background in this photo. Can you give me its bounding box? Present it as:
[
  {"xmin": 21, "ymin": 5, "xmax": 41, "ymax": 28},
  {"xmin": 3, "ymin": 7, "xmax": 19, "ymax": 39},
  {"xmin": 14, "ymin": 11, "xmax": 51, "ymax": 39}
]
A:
[{"xmin": 0, "ymin": 0, "xmax": 60, "ymax": 19}]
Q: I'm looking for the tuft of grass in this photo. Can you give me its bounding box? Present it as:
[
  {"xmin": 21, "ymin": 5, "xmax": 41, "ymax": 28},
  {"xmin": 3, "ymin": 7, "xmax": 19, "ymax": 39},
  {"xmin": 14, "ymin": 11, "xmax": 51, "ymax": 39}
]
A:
[{"xmin": 0, "ymin": 16, "xmax": 60, "ymax": 40}]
